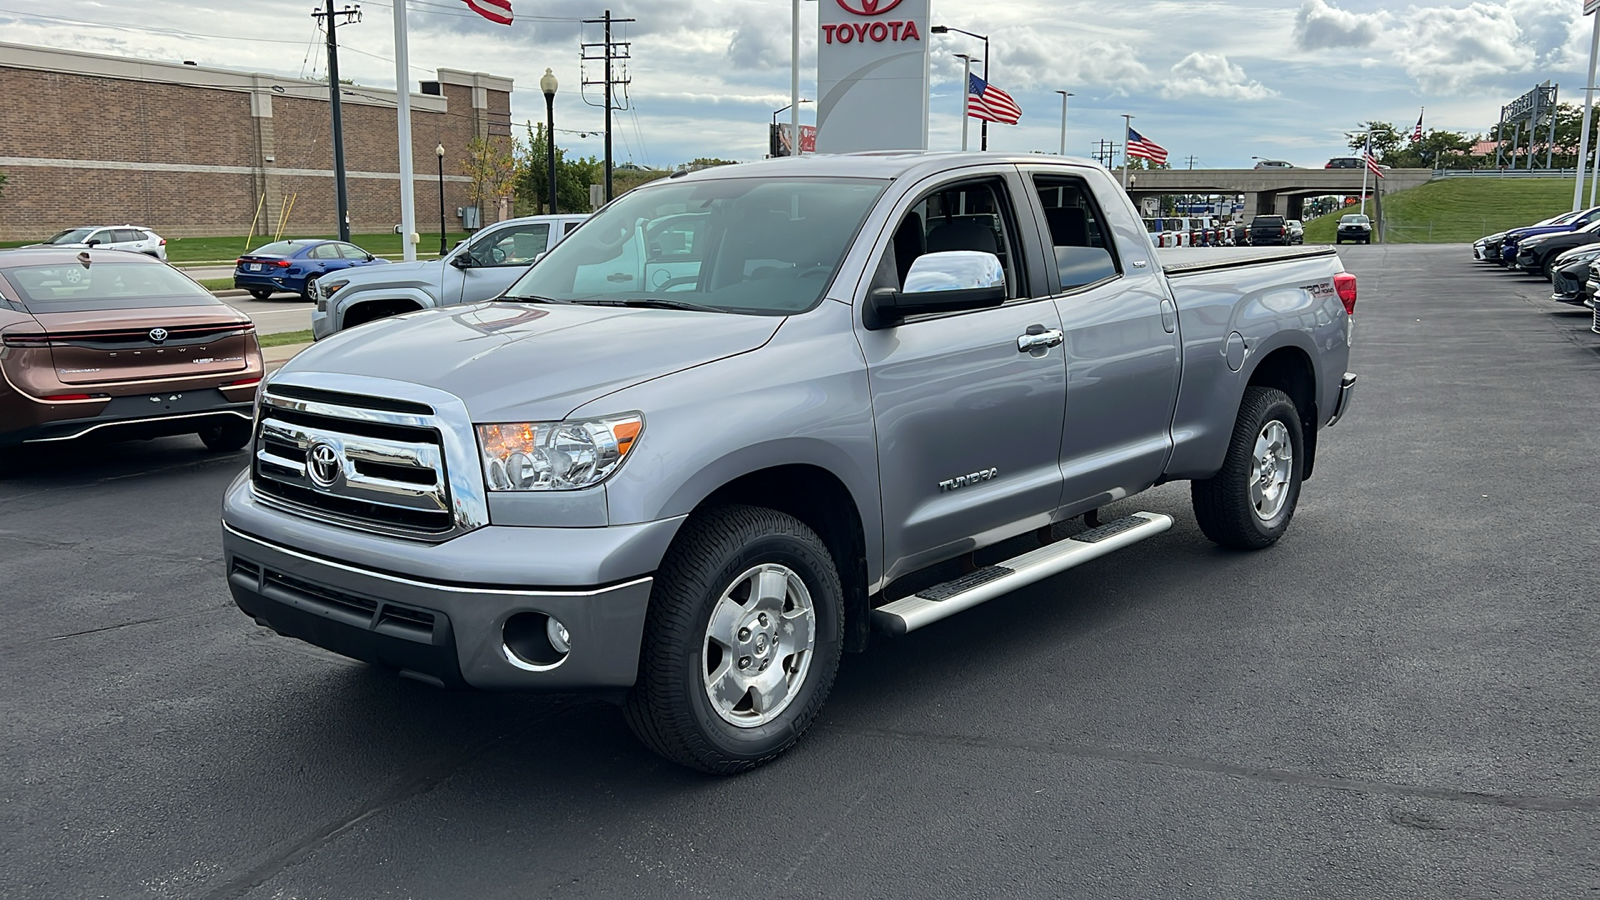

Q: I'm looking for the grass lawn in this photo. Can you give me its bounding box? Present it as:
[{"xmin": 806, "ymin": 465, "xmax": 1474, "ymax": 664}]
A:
[
  {"xmin": 0, "ymin": 232, "xmax": 471, "ymax": 264},
  {"xmin": 196, "ymin": 277, "xmax": 235, "ymax": 291},
  {"xmin": 260, "ymin": 329, "xmax": 313, "ymax": 348},
  {"xmin": 1303, "ymin": 177, "xmax": 1579, "ymax": 244}
]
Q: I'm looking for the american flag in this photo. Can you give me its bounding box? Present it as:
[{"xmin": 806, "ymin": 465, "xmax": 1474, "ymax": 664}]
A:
[
  {"xmin": 1365, "ymin": 151, "xmax": 1386, "ymax": 179},
  {"xmin": 967, "ymin": 73, "xmax": 1022, "ymax": 125},
  {"xmin": 1126, "ymin": 128, "xmax": 1168, "ymax": 165},
  {"xmin": 463, "ymin": 0, "xmax": 513, "ymax": 24},
  {"xmin": 1411, "ymin": 108, "xmax": 1424, "ymax": 142}
]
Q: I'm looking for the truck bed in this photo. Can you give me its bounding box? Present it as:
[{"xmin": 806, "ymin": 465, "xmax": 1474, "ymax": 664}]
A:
[{"xmin": 1158, "ymin": 245, "xmax": 1338, "ymax": 276}]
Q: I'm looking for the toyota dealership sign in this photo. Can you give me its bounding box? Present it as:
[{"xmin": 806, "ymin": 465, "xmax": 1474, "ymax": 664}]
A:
[{"xmin": 815, "ymin": 0, "xmax": 930, "ymax": 152}]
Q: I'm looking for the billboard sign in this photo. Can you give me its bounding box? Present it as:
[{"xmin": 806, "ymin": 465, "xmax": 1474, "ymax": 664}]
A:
[
  {"xmin": 770, "ymin": 123, "xmax": 818, "ymax": 157},
  {"xmin": 815, "ymin": 0, "xmax": 930, "ymax": 152}
]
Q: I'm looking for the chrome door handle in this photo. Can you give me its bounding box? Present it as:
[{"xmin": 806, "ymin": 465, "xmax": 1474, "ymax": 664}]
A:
[{"xmin": 1017, "ymin": 328, "xmax": 1065, "ymax": 352}]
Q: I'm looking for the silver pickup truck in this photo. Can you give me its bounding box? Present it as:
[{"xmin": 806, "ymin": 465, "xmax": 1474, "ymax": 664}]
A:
[
  {"xmin": 309, "ymin": 213, "xmax": 589, "ymax": 339},
  {"xmin": 223, "ymin": 153, "xmax": 1358, "ymax": 773}
]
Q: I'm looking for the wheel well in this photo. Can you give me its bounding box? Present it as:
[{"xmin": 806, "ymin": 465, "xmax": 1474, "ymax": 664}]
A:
[
  {"xmin": 1247, "ymin": 346, "xmax": 1318, "ymax": 480},
  {"xmin": 344, "ymin": 299, "xmax": 422, "ymax": 329},
  {"xmin": 695, "ymin": 465, "xmax": 871, "ymax": 653}
]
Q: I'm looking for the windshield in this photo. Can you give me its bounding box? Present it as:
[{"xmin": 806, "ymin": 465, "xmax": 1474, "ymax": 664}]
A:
[
  {"xmin": 1, "ymin": 262, "xmax": 217, "ymax": 310},
  {"xmin": 45, "ymin": 228, "xmax": 97, "ymax": 245},
  {"xmin": 504, "ymin": 176, "xmax": 888, "ymax": 315},
  {"xmin": 1340, "ymin": 215, "xmax": 1370, "ymax": 224}
]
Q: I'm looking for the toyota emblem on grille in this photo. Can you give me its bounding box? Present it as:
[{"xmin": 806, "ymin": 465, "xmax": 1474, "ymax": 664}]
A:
[
  {"xmin": 148, "ymin": 327, "xmax": 169, "ymax": 343},
  {"xmin": 306, "ymin": 441, "xmax": 342, "ymax": 488}
]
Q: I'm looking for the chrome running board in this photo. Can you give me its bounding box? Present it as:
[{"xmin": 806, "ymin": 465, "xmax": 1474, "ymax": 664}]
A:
[{"xmin": 871, "ymin": 512, "xmax": 1174, "ymax": 635}]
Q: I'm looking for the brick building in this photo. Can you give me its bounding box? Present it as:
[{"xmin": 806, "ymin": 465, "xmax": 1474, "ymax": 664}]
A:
[{"xmin": 0, "ymin": 42, "xmax": 514, "ymax": 241}]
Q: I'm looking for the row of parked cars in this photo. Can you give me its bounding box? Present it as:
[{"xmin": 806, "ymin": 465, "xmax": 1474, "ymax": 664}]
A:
[
  {"xmin": 1472, "ymin": 206, "xmax": 1600, "ymax": 333},
  {"xmin": 1142, "ymin": 215, "xmax": 1305, "ymax": 248}
]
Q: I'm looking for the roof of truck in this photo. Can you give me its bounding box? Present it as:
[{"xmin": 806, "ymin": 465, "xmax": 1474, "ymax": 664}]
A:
[{"xmin": 666, "ymin": 151, "xmax": 1104, "ymax": 184}]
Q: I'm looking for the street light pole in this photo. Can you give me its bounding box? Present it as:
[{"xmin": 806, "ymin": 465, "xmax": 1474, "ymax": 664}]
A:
[
  {"xmin": 1054, "ymin": 90, "xmax": 1073, "ymax": 156},
  {"xmin": 933, "ymin": 26, "xmax": 990, "ymax": 149},
  {"xmin": 541, "ymin": 68, "xmax": 558, "ymax": 216},
  {"xmin": 435, "ymin": 143, "xmax": 446, "ymax": 255}
]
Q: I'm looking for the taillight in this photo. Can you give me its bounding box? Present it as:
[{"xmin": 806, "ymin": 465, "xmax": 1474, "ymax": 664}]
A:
[
  {"xmin": 275, "ymin": 259, "xmax": 291, "ymax": 268},
  {"xmin": 160, "ymin": 238, "xmax": 167, "ymax": 246},
  {"xmin": 1334, "ymin": 272, "xmax": 1357, "ymax": 315},
  {"xmin": 229, "ymin": 376, "xmax": 262, "ymax": 387},
  {"xmin": 1, "ymin": 333, "xmax": 51, "ymax": 348},
  {"xmin": 235, "ymin": 258, "xmax": 245, "ymax": 265},
  {"xmin": 43, "ymin": 394, "xmax": 95, "ymax": 401}
]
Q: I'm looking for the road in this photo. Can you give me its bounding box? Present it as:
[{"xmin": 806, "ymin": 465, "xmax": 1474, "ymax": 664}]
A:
[{"xmin": 3, "ymin": 245, "xmax": 1598, "ymax": 898}]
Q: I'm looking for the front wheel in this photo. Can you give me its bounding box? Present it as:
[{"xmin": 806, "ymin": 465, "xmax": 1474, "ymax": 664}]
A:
[
  {"xmin": 197, "ymin": 419, "xmax": 253, "ymax": 453},
  {"xmin": 1190, "ymin": 386, "xmax": 1304, "ymax": 550},
  {"xmin": 301, "ymin": 275, "xmax": 320, "ymax": 303},
  {"xmin": 624, "ymin": 505, "xmax": 843, "ymax": 774}
]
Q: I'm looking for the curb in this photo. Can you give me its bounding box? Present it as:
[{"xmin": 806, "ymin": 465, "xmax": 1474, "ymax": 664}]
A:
[{"xmin": 263, "ymin": 342, "xmax": 312, "ymax": 370}]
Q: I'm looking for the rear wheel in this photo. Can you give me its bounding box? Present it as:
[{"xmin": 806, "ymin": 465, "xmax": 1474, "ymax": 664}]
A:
[
  {"xmin": 248, "ymin": 288, "xmax": 273, "ymax": 300},
  {"xmin": 197, "ymin": 419, "xmax": 253, "ymax": 453},
  {"xmin": 1191, "ymin": 386, "xmax": 1304, "ymax": 550},
  {"xmin": 624, "ymin": 505, "xmax": 843, "ymax": 774}
]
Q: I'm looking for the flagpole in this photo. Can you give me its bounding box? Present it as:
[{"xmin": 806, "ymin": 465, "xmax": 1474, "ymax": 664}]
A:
[
  {"xmin": 957, "ymin": 54, "xmax": 974, "ymax": 151},
  {"xmin": 1359, "ymin": 130, "xmax": 1371, "ymax": 218},
  {"xmin": 393, "ymin": 0, "xmax": 417, "ymax": 262},
  {"xmin": 1581, "ymin": 7, "xmax": 1600, "ymax": 210},
  {"xmin": 1121, "ymin": 114, "xmax": 1133, "ymax": 189}
]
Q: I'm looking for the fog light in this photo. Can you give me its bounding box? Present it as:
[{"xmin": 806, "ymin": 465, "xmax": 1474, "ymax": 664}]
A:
[{"xmin": 546, "ymin": 617, "xmax": 571, "ymax": 654}]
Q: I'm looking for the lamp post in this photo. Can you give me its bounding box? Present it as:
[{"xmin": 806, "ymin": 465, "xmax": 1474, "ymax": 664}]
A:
[
  {"xmin": 541, "ymin": 68, "xmax": 559, "ymax": 215},
  {"xmin": 1054, "ymin": 90, "xmax": 1073, "ymax": 156},
  {"xmin": 954, "ymin": 54, "xmax": 978, "ymax": 151},
  {"xmin": 435, "ymin": 143, "xmax": 446, "ymax": 255},
  {"xmin": 931, "ymin": 25, "xmax": 990, "ymax": 150}
]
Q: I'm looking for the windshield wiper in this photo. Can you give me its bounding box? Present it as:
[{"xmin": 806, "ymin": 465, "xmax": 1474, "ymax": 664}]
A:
[
  {"xmin": 576, "ymin": 297, "xmax": 725, "ymax": 313},
  {"xmin": 500, "ymin": 294, "xmax": 569, "ymax": 304}
]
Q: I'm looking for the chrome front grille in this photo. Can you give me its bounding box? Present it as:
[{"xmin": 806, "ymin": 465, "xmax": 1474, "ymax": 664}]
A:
[{"xmin": 251, "ymin": 375, "xmax": 489, "ymax": 541}]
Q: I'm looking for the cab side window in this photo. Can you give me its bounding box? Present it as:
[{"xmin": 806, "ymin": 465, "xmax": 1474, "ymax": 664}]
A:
[
  {"xmin": 338, "ymin": 243, "xmax": 371, "ymax": 261},
  {"xmin": 1031, "ymin": 176, "xmax": 1121, "ymax": 293},
  {"xmin": 309, "ymin": 243, "xmax": 343, "ymax": 260},
  {"xmin": 880, "ymin": 179, "xmax": 1026, "ymax": 303},
  {"xmin": 473, "ymin": 223, "xmax": 550, "ymax": 266}
]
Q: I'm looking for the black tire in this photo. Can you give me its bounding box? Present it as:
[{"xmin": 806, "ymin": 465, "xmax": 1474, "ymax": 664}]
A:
[
  {"xmin": 248, "ymin": 288, "xmax": 273, "ymax": 300},
  {"xmin": 197, "ymin": 419, "xmax": 253, "ymax": 453},
  {"xmin": 1190, "ymin": 386, "xmax": 1304, "ymax": 550},
  {"xmin": 624, "ymin": 504, "xmax": 844, "ymax": 774},
  {"xmin": 301, "ymin": 275, "xmax": 320, "ymax": 303}
]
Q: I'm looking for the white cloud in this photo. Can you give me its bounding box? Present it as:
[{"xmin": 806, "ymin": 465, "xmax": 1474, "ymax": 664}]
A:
[
  {"xmin": 1293, "ymin": 0, "xmax": 1385, "ymax": 50},
  {"xmin": 1161, "ymin": 53, "xmax": 1277, "ymax": 101}
]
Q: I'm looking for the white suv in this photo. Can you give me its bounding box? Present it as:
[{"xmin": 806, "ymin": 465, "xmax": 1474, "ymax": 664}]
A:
[{"xmin": 33, "ymin": 226, "xmax": 168, "ymax": 260}]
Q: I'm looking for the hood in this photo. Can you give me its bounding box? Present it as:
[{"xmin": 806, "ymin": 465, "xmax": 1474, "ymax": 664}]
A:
[
  {"xmin": 325, "ymin": 257, "xmax": 437, "ymax": 287},
  {"xmin": 280, "ymin": 301, "xmax": 784, "ymax": 422},
  {"xmin": 1507, "ymin": 224, "xmax": 1573, "ymax": 242}
]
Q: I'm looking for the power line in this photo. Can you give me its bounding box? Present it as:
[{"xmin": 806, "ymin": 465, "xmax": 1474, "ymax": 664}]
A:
[{"xmin": 0, "ymin": 6, "xmax": 314, "ymax": 44}]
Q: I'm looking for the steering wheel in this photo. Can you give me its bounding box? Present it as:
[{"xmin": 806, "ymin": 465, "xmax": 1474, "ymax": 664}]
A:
[
  {"xmin": 652, "ymin": 275, "xmax": 699, "ymax": 291},
  {"xmin": 489, "ymin": 247, "xmax": 508, "ymax": 264}
]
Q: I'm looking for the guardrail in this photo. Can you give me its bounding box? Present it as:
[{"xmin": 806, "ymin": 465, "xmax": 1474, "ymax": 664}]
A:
[{"xmin": 1432, "ymin": 169, "xmax": 1582, "ymax": 178}]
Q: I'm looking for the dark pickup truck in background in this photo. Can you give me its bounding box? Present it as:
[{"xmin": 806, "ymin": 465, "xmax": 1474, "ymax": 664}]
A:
[{"xmin": 1248, "ymin": 215, "xmax": 1289, "ymax": 246}]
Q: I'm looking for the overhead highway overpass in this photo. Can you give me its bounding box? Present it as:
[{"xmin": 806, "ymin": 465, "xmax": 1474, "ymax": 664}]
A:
[{"xmin": 1121, "ymin": 168, "xmax": 1434, "ymax": 219}]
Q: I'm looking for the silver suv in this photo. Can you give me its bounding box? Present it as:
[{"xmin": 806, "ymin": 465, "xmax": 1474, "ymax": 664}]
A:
[
  {"xmin": 310, "ymin": 214, "xmax": 588, "ymax": 339},
  {"xmin": 32, "ymin": 226, "xmax": 167, "ymax": 260}
]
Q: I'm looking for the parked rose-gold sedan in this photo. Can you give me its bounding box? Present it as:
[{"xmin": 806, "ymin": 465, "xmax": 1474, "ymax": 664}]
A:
[{"xmin": 0, "ymin": 248, "xmax": 262, "ymax": 465}]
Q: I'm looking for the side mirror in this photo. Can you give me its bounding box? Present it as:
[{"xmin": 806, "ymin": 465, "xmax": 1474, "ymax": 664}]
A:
[
  {"xmin": 450, "ymin": 253, "xmax": 474, "ymax": 269},
  {"xmin": 85, "ymin": 239, "xmax": 100, "ymax": 247},
  {"xmin": 365, "ymin": 253, "xmax": 376, "ymax": 262},
  {"xmin": 865, "ymin": 251, "xmax": 1006, "ymax": 329}
]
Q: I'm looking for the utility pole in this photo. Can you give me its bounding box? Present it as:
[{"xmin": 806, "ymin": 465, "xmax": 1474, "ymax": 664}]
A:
[
  {"xmin": 582, "ymin": 10, "xmax": 634, "ymax": 204},
  {"xmin": 312, "ymin": 1, "xmax": 361, "ymax": 241},
  {"xmin": 1185, "ymin": 154, "xmax": 1198, "ymax": 170}
]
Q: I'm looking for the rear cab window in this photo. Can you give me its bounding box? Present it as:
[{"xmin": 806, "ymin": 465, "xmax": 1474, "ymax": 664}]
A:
[
  {"xmin": 1030, "ymin": 175, "xmax": 1121, "ymax": 293},
  {"xmin": 0, "ymin": 262, "xmax": 217, "ymax": 310}
]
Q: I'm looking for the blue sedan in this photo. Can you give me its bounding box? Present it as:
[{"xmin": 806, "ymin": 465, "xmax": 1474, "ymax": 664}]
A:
[{"xmin": 233, "ymin": 240, "xmax": 389, "ymax": 300}]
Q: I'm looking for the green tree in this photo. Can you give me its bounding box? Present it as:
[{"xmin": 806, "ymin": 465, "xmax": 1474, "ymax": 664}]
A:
[
  {"xmin": 463, "ymin": 135, "xmax": 516, "ymax": 210},
  {"xmin": 1347, "ymin": 120, "xmax": 1403, "ymax": 159},
  {"xmin": 682, "ymin": 157, "xmax": 741, "ymax": 170}
]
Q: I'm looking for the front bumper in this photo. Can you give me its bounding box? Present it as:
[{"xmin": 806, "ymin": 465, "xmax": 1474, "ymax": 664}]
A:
[
  {"xmin": 225, "ymin": 523, "xmax": 654, "ymax": 691},
  {"xmin": 1326, "ymin": 372, "xmax": 1358, "ymax": 427}
]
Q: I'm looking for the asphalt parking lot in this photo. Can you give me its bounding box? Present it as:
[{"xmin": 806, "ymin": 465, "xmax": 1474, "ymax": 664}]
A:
[{"xmin": 3, "ymin": 243, "xmax": 1598, "ymax": 899}]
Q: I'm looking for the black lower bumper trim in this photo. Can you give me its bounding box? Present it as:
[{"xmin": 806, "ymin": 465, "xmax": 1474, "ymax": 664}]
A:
[{"xmin": 229, "ymin": 559, "xmax": 467, "ymax": 688}]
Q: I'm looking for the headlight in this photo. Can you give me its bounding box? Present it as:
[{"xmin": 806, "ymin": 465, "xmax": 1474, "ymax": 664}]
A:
[
  {"xmin": 316, "ymin": 280, "xmax": 348, "ymax": 312},
  {"xmin": 476, "ymin": 414, "xmax": 643, "ymax": 491}
]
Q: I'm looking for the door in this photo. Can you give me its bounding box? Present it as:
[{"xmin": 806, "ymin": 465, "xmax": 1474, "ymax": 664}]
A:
[
  {"xmin": 1024, "ymin": 171, "xmax": 1181, "ymax": 516},
  {"xmin": 453, "ymin": 221, "xmax": 551, "ymax": 304},
  {"xmin": 856, "ymin": 172, "xmax": 1067, "ymax": 583}
]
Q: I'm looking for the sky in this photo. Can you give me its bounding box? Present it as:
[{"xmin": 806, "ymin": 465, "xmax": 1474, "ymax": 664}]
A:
[{"xmin": 3, "ymin": 0, "xmax": 1595, "ymax": 169}]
